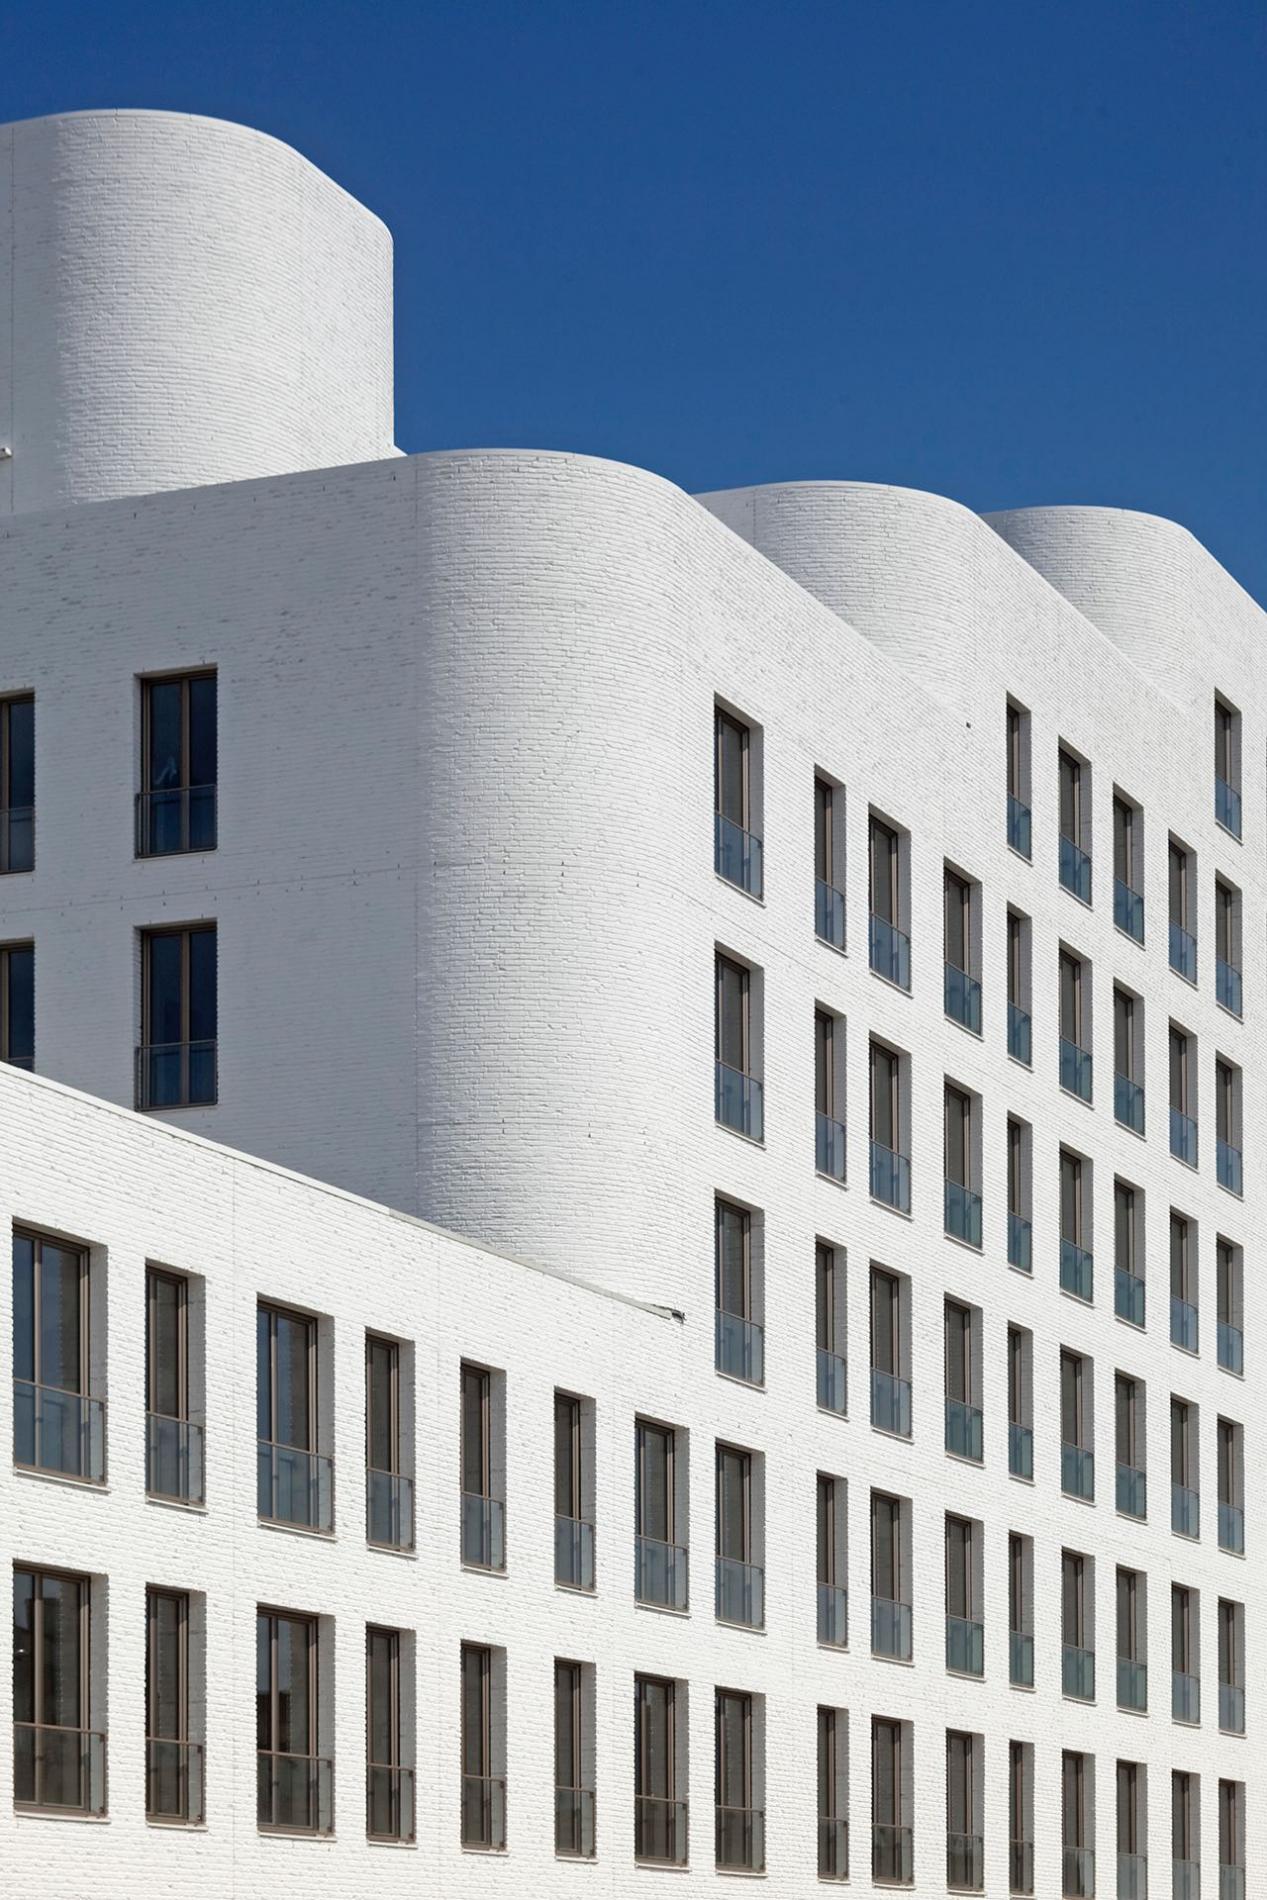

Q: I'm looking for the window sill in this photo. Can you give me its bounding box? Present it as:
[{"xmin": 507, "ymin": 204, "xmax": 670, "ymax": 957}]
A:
[
  {"xmin": 257, "ymin": 1515, "xmax": 335, "ymax": 1543},
  {"xmin": 147, "ymin": 1816, "xmax": 209, "ymax": 1831},
  {"xmin": 1215, "ymin": 818, "xmax": 1242, "ymax": 845},
  {"xmin": 1058, "ymin": 1084, "xmax": 1094, "ymax": 1110},
  {"xmin": 368, "ymin": 1835, "xmax": 418, "ymax": 1849},
  {"xmin": 868, "ymin": 1198, "xmax": 913, "ymax": 1221},
  {"xmin": 635, "ymin": 1599, "xmax": 690, "ymax": 1619},
  {"xmin": 16, "ymin": 1807, "xmax": 110, "ymax": 1825},
  {"xmin": 714, "ymin": 872, "xmax": 765, "ymax": 908},
  {"xmin": 715, "ymin": 1122, "xmax": 766, "ymax": 1150},
  {"xmin": 13, "ymin": 1464, "xmax": 109, "ymax": 1494},
  {"xmin": 714, "ymin": 1369, "xmax": 766, "ymax": 1395},
  {"xmin": 147, "ymin": 1492, "xmax": 208, "ymax": 1515},
  {"xmin": 259, "ymin": 1828, "xmax": 338, "ymax": 1843},
  {"xmin": 459, "ymin": 1562, "xmax": 509, "ymax": 1579},
  {"xmin": 366, "ymin": 1539, "xmax": 417, "ymax": 1559},
  {"xmin": 814, "ymin": 1169, "xmax": 849, "ymax": 1190},
  {"xmin": 554, "ymin": 1581, "xmax": 597, "ymax": 1597}
]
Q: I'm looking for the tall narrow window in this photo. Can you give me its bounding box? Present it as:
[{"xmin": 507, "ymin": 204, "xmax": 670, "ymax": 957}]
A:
[
  {"xmin": 1116, "ymin": 1568, "xmax": 1147, "ymax": 1711},
  {"xmin": 1169, "ymin": 838, "xmax": 1197, "ymax": 979},
  {"xmin": 1218, "ymin": 1598, "xmax": 1245, "ymax": 1734},
  {"xmin": 715, "ymin": 706, "xmax": 762, "ymax": 895},
  {"xmin": 1170, "ymin": 1211, "xmax": 1198, "ymax": 1351},
  {"xmin": 817, "ymin": 1473, "xmax": 847, "ymax": 1646},
  {"xmin": 715, "ymin": 1443, "xmax": 762, "ymax": 1629},
  {"xmin": 1008, "ymin": 1534, "xmax": 1034, "ymax": 1686},
  {"xmin": 554, "ymin": 1659, "xmax": 595, "ymax": 1857},
  {"xmin": 946, "ymin": 1730, "xmax": 983, "ymax": 1891},
  {"xmin": 367, "ymin": 1625, "xmax": 413, "ymax": 1841},
  {"xmin": 1172, "ymin": 1772, "xmax": 1200, "ymax": 1889},
  {"xmin": 1169, "ymin": 1023, "xmax": 1197, "ymax": 1165},
  {"xmin": 868, "ymin": 815, "xmax": 910, "ymax": 988},
  {"xmin": 715, "ymin": 953, "xmax": 763, "ymax": 1140},
  {"xmin": 0, "ymin": 941, "xmax": 33, "ymax": 1069},
  {"xmin": 1061, "ymin": 1551, "xmax": 1094, "ymax": 1698},
  {"xmin": 1008, "ymin": 1328, "xmax": 1033, "ymax": 1480},
  {"xmin": 459, "ymin": 1642, "xmax": 505, "ymax": 1850},
  {"xmin": 944, "ymin": 1300, "xmax": 982, "ymax": 1461},
  {"xmin": 1216, "ymin": 1239, "xmax": 1243, "ymax": 1374},
  {"xmin": 1060, "ymin": 1150, "xmax": 1093, "ymax": 1301},
  {"xmin": 1058, "ymin": 747, "xmax": 1091, "ymax": 901},
  {"xmin": 1113, "ymin": 796, "xmax": 1144, "ymax": 940},
  {"xmin": 147, "ymin": 1266, "xmax": 203, "ymax": 1504},
  {"xmin": 1059, "ymin": 949, "xmax": 1092, "ymax": 1101},
  {"xmin": 1113, "ymin": 987, "xmax": 1144, "ymax": 1134},
  {"xmin": 367, "ymin": 1334, "xmax": 413, "ymax": 1550},
  {"xmin": 871, "ymin": 1717, "xmax": 912, "ymax": 1884},
  {"xmin": 1116, "ymin": 1761, "xmax": 1145, "ymax": 1890},
  {"xmin": 1171, "ymin": 1584, "xmax": 1200, "ymax": 1723},
  {"xmin": 1220, "ymin": 1780, "xmax": 1245, "ymax": 1897},
  {"xmin": 1170, "ymin": 1398, "xmax": 1200, "ymax": 1539},
  {"xmin": 945, "ymin": 1515, "xmax": 983, "ymax": 1676},
  {"xmin": 257, "ymin": 1303, "xmax": 331, "ymax": 1533},
  {"xmin": 816, "ymin": 1241, "xmax": 846, "ymax": 1414},
  {"xmin": 818, "ymin": 1707, "xmax": 848, "ymax": 1879},
  {"xmin": 870, "ymin": 1267, "xmax": 910, "ymax": 1437},
  {"xmin": 944, "ymin": 1085, "xmax": 981, "ymax": 1246},
  {"xmin": 1010, "ymin": 1741, "xmax": 1034, "ymax": 1895},
  {"xmin": 1217, "ymin": 1417, "xmax": 1244, "ymax": 1553},
  {"xmin": 815, "ymin": 775, "xmax": 845, "ymax": 947},
  {"xmin": 14, "ymin": 1567, "xmax": 102, "ymax": 1814},
  {"xmin": 715, "ymin": 1690, "xmax": 763, "ymax": 1872},
  {"xmin": 1007, "ymin": 910, "xmax": 1032, "ymax": 1063},
  {"xmin": 257, "ymin": 1608, "xmax": 328, "ymax": 1833},
  {"xmin": 1216, "ymin": 1058, "xmax": 1242, "ymax": 1195},
  {"xmin": 1006, "ymin": 702, "xmax": 1031, "ymax": 857},
  {"xmin": 147, "ymin": 1588, "xmax": 201, "ymax": 1823},
  {"xmin": 635, "ymin": 1674, "xmax": 685, "ymax": 1864},
  {"xmin": 554, "ymin": 1391, "xmax": 594, "ymax": 1589},
  {"xmin": 0, "ymin": 695, "xmax": 34, "ymax": 873},
  {"xmin": 1214, "ymin": 696, "xmax": 1241, "ymax": 835},
  {"xmin": 137, "ymin": 923, "xmax": 217, "ymax": 1109},
  {"xmin": 870, "ymin": 1041, "xmax": 910, "ymax": 1212},
  {"xmin": 1008, "ymin": 1117, "xmax": 1032, "ymax": 1271},
  {"xmin": 815, "ymin": 1008, "xmax": 846, "ymax": 1180},
  {"xmin": 1061, "ymin": 1751, "xmax": 1093, "ymax": 1897},
  {"xmin": 1113, "ymin": 1179, "xmax": 1145, "ymax": 1327},
  {"xmin": 635, "ymin": 1419, "xmax": 687, "ymax": 1610},
  {"xmin": 715, "ymin": 1198, "xmax": 763, "ymax": 1385},
  {"xmin": 1115, "ymin": 1374, "xmax": 1146, "ymax": 1521},
  {"xmin": 871, "ymin": 1491, "xmax": 912, "ymax": 1660},
  {"xmin": 460, "ymin": 1362, "xmax": 504, "ymax": 1570},
  {"xmin": 12, "ymin": 1228, "xmax": 103, "ymax": 1482},
  {"xmin": 138, "ymin": 672, "xmax": 217, "ymax": 857},
  {"xmin": 1060, "ymin": 1351, "xmax": 1094, "ymax": 1501},
  {"xmin": 944, "ymin": 869, "xmax": 981, "ymax": 1032},
  {"xmin": 1215, "ymin": 879, "xmax": 1242, "ymax": 1014}
]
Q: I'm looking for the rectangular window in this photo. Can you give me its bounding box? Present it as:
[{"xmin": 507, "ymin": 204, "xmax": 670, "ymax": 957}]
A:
[
  {"xmin": 257, "ymin": 1303, "xmax": 331, "ymax": 1533},
  {"xmin": 367, "ymin": 1624, "xmax": 413, "ymax": 1841},
  {"xmin": 944, "ymin": 1300, "xmax": 981, "ymax": 1459},
  {"xmin": 460, "ymin": 1361, "xmax": 505, "ymax": 1570},
  {"xmin": 1172, "ymin": 1772, "xmax": 1199, "ymax": 1882},
  {"xmin": 1172, "ymin": 1585, "xmax": 1199, "ymax": 1722},
  {"xmin": 1170, "ymin": 1211, "xmax": 1198, "ymax": 1350},
  {"xmin": 366, "ymin": 1334, "xmax": 413, "ymax": 1549},
  {"xmin": 1116, "ymin": 1569, "xmax": 1146, "ymax": 1711},
  {"xmin": 137, "ymin": 923, "xmax": 217, "ymax": 1109},
  {"xmin": 870, "ymin": 1491, "xmax": 912, "ymax": 1660},
  {"xmin": 147, "ymin": 1587, "xmax": 203, "ymax": 1823},
  {"xmin": 257, "ymin": 1607, "xmax": 329, "ymax": 1833},
  {"xmin": 138, "ymin": 671, "xmax": 217, "ymax": 856},
  {"xmin": 1059, "ymin": 1151, "xmax": 1092, "ymax": 1301},
  {"xmin": 816, "ymin": 1241, "xmax": 846, "ymax": 1413},
  {"xmin": 0, "ymin": 695, "xmax": 34, "ymax": 874},
  {"xmin": 868, "ymin": 814, "xmax": 910, "ymax": 987},
  {"xmin": 459, "ymin": 1642, "xmax": 505, "ymax": 1850},
  {"xmin": 1216, "ymin": 879, "xmax": 1242, "ymax": 1014},
  {"xmin": 1058, "ymin": 747, "xmax": 1091, "ymax": 900},
  {"xmin": 146, "ymin": 1266, "xmax": 203, "ymax": 1505},
  {"xmin": 1008, "ymin": 1117, "xmax": 1032, "ymax": 1270},
  {"xmin": 870, "ymin": 1266, "xmax": 910, "ymax": 1436},
  {"xmin": 1115, "ymin": 1373, "xmax": 1146, "ymax": 1519},
  {"xmin": 1218, "ymin": 1598, "xmax": 1245, "ymax": 1734},
  {"xmin": 815, "ymin": 775, "xmax": 846, "ymax": 947},
  {"xmin": 815, "ymin": 1007, "xmax": 846, "ymax": 1179},
  {"xmin": 944, "ymin": 1086, "xmax": 980, "ymax": 1246},
  {"xmin": 1113, "ymin": 986, "xmax": 1144, "ymax": 1134},
  {"xmin": 1169, "ymin": 1024, "xmax": 1198, "ymax": 1165},
  {"xmin": 945, "ymin": 1515, "xmax": 982, "ymax": 1676},
  {"xmin": 1008, "ymin": 1328, "xmax": 1033, "ymax": 1480},
  {"xmin": 635, "ymin": 1418, "xmax": 687, "ymax": 1610},
  {"xmin": 1214, "ymin": 695, "xmax": 1241, "ymax": 835},
  {"xmin": 1113, "ymin": 795, "xmax": 1144, "ymax": 939},
  {"xmin": 1060, "ymin": 1353, "xmax": 1094, "ymax": 1500},
  {"xmin": 946, "ymin": 1730, "xmax": 983, "ymax": 1891},
  {"xmin": 715, "ymin": 1689, "xmax": 763, "ymax": 1872},
  {"xmin": 13, "ymin": 1566, "xmax": 103, "ymax": 1814},
  {"xmin": 1010, "ymin": 1741, "xmax": 1034, "ymax": 1894},
  {"xmin": 1171, "ymin": 1398, "xmax": 1199, "ymax": 1537},
  {"xmin": 943, "ymin": 869, "xmax": 980, "ymax": 1032},
  {"xmin": 1169, "ymin": 837, "xmax": 1198, "ymax": 979},
  {"xmin": 1008, "ymin": 1534, "xmax": 1034, "ymax": 1686},
  {"xmin": 716, "ymin": 1443, "xmax": 763, "ymax": 1629},
  {"xmin": 554, "ymin": 1391, "xmax": 595, "ymax": 1590},
  {"xmin": 1007, "ymin": 910, "xmax": 1032, "ymax": 1062},
  {"xmin": 1061, "ymin": 1751, "xmax": 1093, "ymax": 1892},
  {"xmin": 554, "ymin": 1658, "xmax": 595, "ymax": 1857},
  {"xmin": 1220, "ymin": 1780, "xmax": 1245, "ymax": 1891},
  {"xmin": 635, "ymin": 1674, "xmax": 686, "ymax": 1864},
  {"xmin": 1216, "ymin": 1058, "xmax": 1242, "ymax": 1194},
  {"xmin": 871, "ymin": 1717, "xmax": 912, "ymax": 1884},
  {"xmin": 715, "ymin": 952, "xmax": 763, "ymax": 1140},
  {"xmin": 1059, "ymin": 949, "xmax": 1092, "ymax": 1100},
  {"xmin": 1006, "ymin": 701, "xmax": 1032, "ymax": 857},
  {"xmin": 12, "ymin": 1228, "xmax": 103, "ymax": 1482},
  {"xmin": 1116, "ymin": 1760, "xmax": 1145, "ymax": 1876},
  {"xmin": 818, "ymin": 1706, "xmax": 848, "ymax": 1879},
  {"xmin": 869, "ymin": 1041, "xmax": 910, "ymax": 1211},
  {"xmin": 1217, "ymin": 1417, "xmax": 1244, "ymax": 1552},
  {"xmin": 714, "ymin": 705, "xmax": 762, "ymax": 894},
  {"xmin": 1217, "ymin": 1238, "xmax": 1243, "ymax": 1374},
  {"xmin": 0, "ymin": 941, "xmax": 33, "ymax": 1069},
  {"xmin": 817, "ymin": 1473, "xmax": 847, "ymax": 1646},
  {"xmin": 715, "ymin": 1197, "xmax": 763, "ymax": 1385}
]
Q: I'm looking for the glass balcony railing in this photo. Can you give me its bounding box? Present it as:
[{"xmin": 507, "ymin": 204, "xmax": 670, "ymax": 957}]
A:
[
  {"xmin": 816, "ymin": 879, "xmax": 846, "ymax": 948},
  {"xmin": 1171, "ymin": 1297, "xmax": 1199, "ymax": 1353},
  {"xmin": 1008, "ymin": 1002, "xmax": 1032, "ymax": 1065},
  {"xmin": 0, "ymin": 805, "xmax": 34, "ymax": 874},
  {"xmin": 715, "ymin": 1308, "xmax": 764, "ymax": 1385},
  {"xmin": 1010, "ymin": 1629, "xmax": 1035, "ymax": 1688},
  {"xmin": 1217, "ymin": 1139, "xmax": 1243, "ymax": 1195},
  {"xmin": 945, "ymin": 1397, "xmax": 983, "ymax": 1462},
  {"xmin": 1060, "ymin": 1239, "xmax": 1093, "ymax": 1302},
  {"xmin": 946, "ymin": 1614, "xmax": 984, "ymax": 1677},
  {"xmin": 367, "ymin": 1468, "xmax": 414, "ymax": 1550},
  {"xmin": 945, "ymin": 1180, "xmax": 983, "ymax": 1248},
  {"xmin": 947, "ymin": 1831, "xmax": 984, "ymax": 1892},
  {"xmin": 1172, "ymin": 1670, "xmax": 1200, "ymax": 1724},
  {"xmin": 715, "ymin": 1061, "xmax": 764, "ymax": 1142},
  {"xmin": 1216, "ymin": 776, "xmax": 1242, "ymax": 838},
  {"xmin": 1115, "ymin": 1267, "xmax": 1146, "ymax": 1328},
  {"xmin": 554, "ymin": 1784, "xmax": 596, "ymax": 1859},
  {"xmin": 635, "ymin": 1535, "xmax": 688, "ymax": 1611},
  {"xmin": 1011, "ymin": 1839, "xmax": 1036, "ymax": 1896},
  {"xmin": 945, "ymin": 962, "xmax": 982, "ymax": 1034},
  {"xmin": 1170, "ymin": 1108, "xmax": 1198, "ymax": 1166},
  {"xmin": 1059, "ymin": 834, "xmax": 1092, "ymax": 902},
  {"xmin": 136, "ymin": 784, "xmax": 217, "ymax": 858},
  {"xmin": 1222, "ymin": 1868, "xmax": 1246, "ymax": 1900},
  {"xmin": 1009, "ymin": 1422, "xmax": 1033, "ymax": 1481},
  {"xmin": 716, "ymin": 1804, "xmax": 765, "ymax": 1873},
  {"xmin": 1008, "ymin": 1213, "xmax": 1033, "ymax": 1273},
  {"xmin": 554, "ymin": 1514, "xmax": 596, "ymax": 1591},
  {"xmin": 817, "ymin": 1581, "xmax": 848, "ymax": 1647},
  {"xmin": 147, "ymin": 1737, "xmax": 206, "ymax": 1825},
  {"xmin": 14, "ymin": 1724, "xmax": 107, "ymax": 1815},
  {"xmin": 257, "ymin": 1440, "xmax": 334, "ymax": 1533},
  {"xmin": 1061, "ymin": 1443, "xmax": 1095, "ymax": 1501},
  {"xmin": 1117, "ymin": 1656, "xmax": 1148, "ymax": 1713},
  {"xmin": 1008, "ymin": 794, "xmax": 1032, "ymax": 859},
  {"xmin": 367, "ymin": 1762, "xmax": 416, "ymax": 1843},
  {"xmin": 1117, "ymin": 1850, "xmax": 1148, "ymax": 1900},
  {"xmin": 1114, "ymin": 879, "xmax": 1144, "ymax": 941},
  {"xmin": 816, "ymin": 1110, "xmax": 847, "ymax": 1181},
  {"xmin": 257, "ymin": 1751, "xmax": 335, "ymax": 1834},
  {"xmin": 1063, "ymin": 1845, "xmax": 1095, "ymax": 1898},
  {"xmin": 1171, "ymin": 1483, "xmax": 1200, "ymax": 1539},
  {"xmin": 1217, "ymin": 1322, "xmax": 1243, "ymax": 1375},
  {"xmin": 870, "ymin": 1139, "xmax": 912, "ymax": 1213},
  {"xmin": 1219, "ymin": 1500, "xmax": 1245, "ymax": 1554},
  {"xmin": 635, "ymin": 1795, "xmax": 689, "ymax": 1865},
  {"xmin": 871, "ymin": 1367, "xmax": 912, "ymax": 1438},
  {"xmin": 1219, "ymin": 1681, "xmax": 1245, "ymax": 1734},
  {"xmin": 146, "ymin": 1411, "xmax": 204, "ymax": 1504},
  {"xmin": 1113, "ymin": 1457, "xmax": 1146, "ymax": 1517},
  {"xmin": 135, "ymin": 1039, "xmax": 218, "ymax": 1110},
  {"xmin": 460, "ymin": 1773, "xmax": 507, "ymax": 1851},
  {"xmin": 873, "ymin": 1823, "xmax": 915, "ymax": 1885},
  {"xmin": 819, "ymin": 1815, "xmax": 849, "ymax": 1880},
  {"xmin": 1114, "ymin": 1073, "xmax": 1145, "ymax": 1134},
  {"xmin": 868, "ymin": 912, "xmax": 911, "ymax": 990},
  {"xmin": 871, "ymin": 1595, "xmax": 913, "ymax": 1661},
  {"xmin": 714, "ymin": 812, "xmax": 763, "ymax": 896},
  {"xmin": 1062, "ymin": 1643, "xmax": 1095, "ymax": 1701},
  {"xmin": 1169, "ymin": 922, "xmax": 1198, "ymax": 981},
  {"xmin": 1173, "ymin": 1864, "xmax": 1199, "ymax": 1900},
  {"xmin": 715, "ymin": 1555, "xmax": 764, "ymax": 1628},
  {"xmin": 459, "ymin": 1492, "xmax": 506, "ymax": 1570},
  {"xmin": 1060, "ymin": 1038, "xmax": 1093, "ymax": 1101},
  {"xmin": 817, "ymin": 1346, "xmax": 846, "ymax": 1414},
  {"xmin": 1217, "ymin": 958, "xmax": 1243, "ymax": 1016}
]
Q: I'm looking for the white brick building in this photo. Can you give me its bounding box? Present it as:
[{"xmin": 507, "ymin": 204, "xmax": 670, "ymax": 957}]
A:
[{"xmin": 0, "ymin": 108, "xmax": 1260, "ymax": 1897}]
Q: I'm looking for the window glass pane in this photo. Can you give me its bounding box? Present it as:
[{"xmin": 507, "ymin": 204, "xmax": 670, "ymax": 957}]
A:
[
  {"xmin": 148, "ymin": 1272, "xmax": 183, "ymax": 1417},
  {"xmin": 554, "ymin": 1395, "xmax": 578, "ymax": 1516},
  {"xmin": 461, "ymin": 1367, "xmax": 487, "ymax": 1495},
  {"xmin": 147, "ymin": 681, "xmax": 183, "ymax": 792},
  {"xmin": 273, "ymin": 1311, "xmax": 312, "ymax": 1449},
  {"xmin": 41, "ymin": 1574, "xmax": 83, "ymax": 1729},
  {"xmin": 12, "ymin": 1569, "xmax": 35, "ymax": 1724},
  {"xmin": 256, "ymin": 1613, "xmax": 272, "ymax": 1750},
  {"xmin": 274, "ymin": 1614, "xmax": 311, "ymax": 1756},
  {"xmin": 715, "ymin": 1691, "xmax": 748, "ymax": 1808},
  {"xmin": 637, "ymin": 1424, "xmax": 670, "ymax": 1542},
  {"xmin": 367, "ymin": 1628, "xmax": 395, "ymax": 1765},
  {"xmin": 39, "ymin": 1244, "xmax": 82, "ymax": 1393},
  {"xmin": 554, "ymin": 1661, "xmax": 578, "ymax": 1786},
  {"xmin": 148, "ymin": 1591, "xmax": 185, "ymax": 1740},
  {"xmin": 5, "ymin": 698, "xmax": 34, "ymax": 807},
  {"xmin": 188, "ymin": 676, "xmax": 217, "ymax": 788},
  {"xmin": 716, "ymin": 714, "xmax": 746, "ymax": 825},
  {"xmin": 188, "ymin": 929, "xmax": 217, "ymax": 1041},
  {"xmin": 6, "ymin": 946, "xmax": 34, "ymax": 1063},
  {"xmin": 715, "ymin": 1203, "xmax": 747, "ymax": 1316},
  {"xmin": 367, "ymin": 1339, "xmax": 395, "ymax": 1471},
  {"xmin": 715, "ymin": 959, "xmax": 746, "ymax": 1069},
  {"xmin": 461, "ymin": 1646, "xmax": 487, "ymax": 1776},
  {"xmin": 716, "ymin": 1447, "xmax": 747, "ymax": 1561},
  {"xmin": 12, "ymin": 1232, "xmax": 35, "ymax": 1382},
  {"xmin": 147, "ymin": 933, "xmax": 184, "ymax": 1045}
]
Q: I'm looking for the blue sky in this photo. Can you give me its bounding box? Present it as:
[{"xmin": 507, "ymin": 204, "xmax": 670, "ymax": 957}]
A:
[{"xmin": 3, "ymin": 0, "xmax": 1265, "ymax": 603}]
